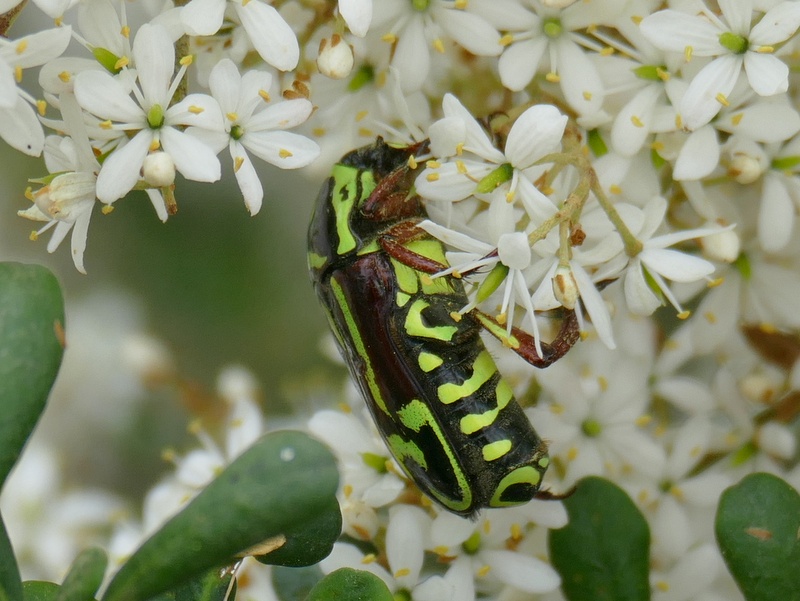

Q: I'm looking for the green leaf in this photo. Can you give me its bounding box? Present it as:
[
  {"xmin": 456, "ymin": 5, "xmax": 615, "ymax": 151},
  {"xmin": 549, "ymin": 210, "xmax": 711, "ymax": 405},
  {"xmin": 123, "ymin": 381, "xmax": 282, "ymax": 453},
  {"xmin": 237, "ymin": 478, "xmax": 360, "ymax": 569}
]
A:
[
  {"xmin": 548, "ymin": 476, "xmax": 650, "ymax": 601},
  {"xmin": 0, "ymin": 513, "xmax": 22, "ymax": 601},
  {"xmin": 55, "ymin": 548, "xmax": 106, "ymax": 601},
  {"xmin": 272, "ymin": 566, "xmax": 322, "ymax": 601},
  {"xmin": 149, "ymin": 567, "xmax": 236, "ymax": 601},
  {"xmin": 715, "ymin": 472, "xmax": 800, "ymax": 600},
  {"xmin": 103, "ymin": 431, "xmax": 339, "ymax": 601},
  {"xmin": 22, "ymin": 582, "xmax": 60, "ymax": 601},
  {"xmin": 255, "ymin": 498, "xmax": 341, "ymax": 567},
  {"xmin": 304, "ymin": 569, "xmax": 392, "ymax": 601},
  {"xmin": 0, "ymin": 263, "xmax": 65, "ymax": 488}
]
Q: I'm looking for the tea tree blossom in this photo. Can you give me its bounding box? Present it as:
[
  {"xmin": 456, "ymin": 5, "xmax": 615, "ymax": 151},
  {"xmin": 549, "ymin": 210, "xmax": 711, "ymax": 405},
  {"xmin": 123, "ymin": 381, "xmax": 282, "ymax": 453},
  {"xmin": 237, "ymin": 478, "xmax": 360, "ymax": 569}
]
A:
[
  {"xmin": 640, "ymin": 1, "xmax": 800, "ymax": 130},
  {"xmin": 74, "ymin": 23, "xmax": 223, "ymax": 205}
]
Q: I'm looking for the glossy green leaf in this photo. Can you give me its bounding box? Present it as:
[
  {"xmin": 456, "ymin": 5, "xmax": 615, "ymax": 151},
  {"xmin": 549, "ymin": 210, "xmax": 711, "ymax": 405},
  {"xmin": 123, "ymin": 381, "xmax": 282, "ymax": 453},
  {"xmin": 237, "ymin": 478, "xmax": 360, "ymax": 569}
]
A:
[
  {"xmin": 0, "ymin": 513, "xmax": 22, "ymax": 601},
  {"xmin": 549, "ymin": 476, "xmax": 650, "ymax": 601},
  {"xmin": 716, "ymin": 472, "xmax": 800, "ymax": 600},
  {"xmin": 256, "ymin": 498, "xmax": 341, "ymax": 567},
  {"xmin": 0, "ymin": 263, "xmax": 65, "ymax": 488},
  {"xmin": 272, "ymin": 566, "xmax": 322, "ymax": 601},
  {"xmin": 149, "ymin": 567, "xmax": 236, "ymax": 601},
  {"xmin": 22, "ymin": 582, "xmax": 59, "ymax": 601},
  {"xmin": 103, "ymin": 431, "xmax": 339, "ymax": 601},
  {"xmin": 55, "ymin": 548, "xmax": 106, "ymax": 601},
  {"xmin": 304, "ymin": 569, "xmax": 392, "ymax": 601}
]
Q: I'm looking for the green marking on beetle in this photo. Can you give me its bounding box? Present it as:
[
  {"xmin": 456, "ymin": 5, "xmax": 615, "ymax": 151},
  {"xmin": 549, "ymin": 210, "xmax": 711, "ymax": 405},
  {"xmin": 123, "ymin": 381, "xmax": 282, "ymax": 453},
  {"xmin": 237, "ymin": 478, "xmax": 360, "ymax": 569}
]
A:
[
  {"xmin": 460, "ymin": 379, "xmax": 513, "ymax": 434},
  {"xmin": 490, "ymin": 465, "xmax": 544, "ymax": 507},
  {"xmin": 387, "ymin": 434, "xmax": 427, "ymax": 470},
  {"xmin": 538, "ymin": 456, "xmax": 550, "ymax": 468},
  {"xmin": 307, "ymin": 252, "xmax": 327, "ymax": 270},
  {"xmin": 392, "ymin": 259, "xmax": 420, "ymax": 295},
  {"xmin": 418, "ymin": 351, "xmax": 443, "ymax": 372},
  {"xmin": 482, "ymin": 439, "xmax": 512, "ymax": 462},
  {"xmin": 357, "ymin": 239, "xmax": 381, "ymax": 255},
  {"xmin": 397, "ymin": 399, "xmax": 472, "ymax": 512},
  {"xmin": 438, "ymin": 350, "xmax": 496, "ymax": 404},
  {"xmin": 329, "ymin": 277, "xmax": 389, "ymax": 416},
  {"xmin": 404, "ymin": 298, "xmax": 458, "ymax": 341},
  {"xmin": 331, "ymin": 165, "xmax": 359, "ymax": 256},
  {"xmin": 396, "ymin": 291, "xmax": 411, "ymax": 307}
]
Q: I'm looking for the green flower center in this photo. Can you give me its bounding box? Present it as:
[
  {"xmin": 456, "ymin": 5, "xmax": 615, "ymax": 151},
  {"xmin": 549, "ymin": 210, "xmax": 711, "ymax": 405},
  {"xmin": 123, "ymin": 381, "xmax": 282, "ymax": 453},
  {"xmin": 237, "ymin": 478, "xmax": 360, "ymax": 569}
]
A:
[
  {"xmin": 771, "ymin": 155, "xmax": 800, "ymax": 171},
  {"xmin": 719, "ymin": 31, "xmax": 749, "ymax": 54},
  {"xmin": 733, "ymin": 252, "xmax": 751, "ymax": 280},
  {"xmin": 230, "ymin": 124, "xmax": 244, "ymax": 140},
  {"xmin": 147, "ymin": 104, "xmax": 164, "ymax": 129},
  {"xmin": 475, "ymin": 163, "xmax": 513, "ymax": 194},
  {"xmin": 361, "ymin": 451, "xmax": 388, "ymax": 473},
  {"xmin": 348, "ymin": 64, "xmax": 375, "ymax": 92},
  {"xmin": 462, "ymin": 531, "xmax": 481, "ymax": 554},
  {"xmin": 633, "ymin": 65, "xmax": 668, "ymax": 81},
  {"xmin": 411, "ymin": 0, "xmax": 429, "ymax": 11},
  {"xmin": 582, "ymin": 418, "xmax": 602, "ymax": 437},
  {"xmin": 93, "ymin": 47, "xmax": 122, "ymax": 74},
  {"xmin": 543, "ymin": 18, "xmax": 563, "ymax": 39}
]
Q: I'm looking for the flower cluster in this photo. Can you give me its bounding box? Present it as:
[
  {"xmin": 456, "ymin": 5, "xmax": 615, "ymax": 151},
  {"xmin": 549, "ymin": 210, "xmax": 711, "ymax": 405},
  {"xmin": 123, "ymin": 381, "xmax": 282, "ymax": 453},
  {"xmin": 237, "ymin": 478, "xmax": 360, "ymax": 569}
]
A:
[{"xmin": 3, "ymin": 0, "xmax": 800, "ymax": 598}]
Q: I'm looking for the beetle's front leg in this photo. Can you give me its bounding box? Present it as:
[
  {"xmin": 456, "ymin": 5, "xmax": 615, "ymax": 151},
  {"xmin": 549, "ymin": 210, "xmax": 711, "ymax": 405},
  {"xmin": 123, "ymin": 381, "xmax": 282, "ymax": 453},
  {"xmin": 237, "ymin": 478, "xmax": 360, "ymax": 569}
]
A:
[
  {"xmin": 472, "ymin": 308, "xmax": 580, "ymax": 368},
  {"xmin": 379, "ymin": 222, "xmax": 448, "ymax": 275}
]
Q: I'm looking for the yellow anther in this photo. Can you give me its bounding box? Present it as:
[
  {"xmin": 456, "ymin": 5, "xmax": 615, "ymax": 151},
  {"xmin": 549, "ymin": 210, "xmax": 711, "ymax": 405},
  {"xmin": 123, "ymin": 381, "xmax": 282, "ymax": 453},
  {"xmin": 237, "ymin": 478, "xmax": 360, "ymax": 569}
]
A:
[
  {"xmin": 279, "ymin": 148, "xmax": 294, "ymax": 158},
  {"xmin": 234, "ymin": 156, "xmax": 244, "ymax": 172},
  {"xmin": 631, "ymin": 115, "xmax": 644, "ymax": 128}
]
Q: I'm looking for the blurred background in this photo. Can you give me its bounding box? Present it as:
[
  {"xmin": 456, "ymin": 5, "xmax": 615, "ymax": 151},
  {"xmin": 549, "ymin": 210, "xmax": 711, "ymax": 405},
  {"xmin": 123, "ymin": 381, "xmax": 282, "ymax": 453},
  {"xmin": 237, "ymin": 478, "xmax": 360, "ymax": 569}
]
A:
[{"xmin": 0, "ymin": 128, "xmax": 338, "ymax": 498}]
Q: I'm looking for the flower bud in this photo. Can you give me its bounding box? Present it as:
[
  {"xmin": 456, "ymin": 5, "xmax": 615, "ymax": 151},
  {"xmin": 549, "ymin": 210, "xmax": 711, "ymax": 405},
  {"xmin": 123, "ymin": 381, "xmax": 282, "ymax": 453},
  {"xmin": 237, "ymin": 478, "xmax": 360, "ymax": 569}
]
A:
[
  {"xmin": 34, "ymin": 171, "xmax": 96, "ymax": 221},
  {"xmin": 700, "ymin": 227, "xmax": 740, "ymax": 263},
  {"xmin": 317, "ymin": 34, "xmax": 354, "ymax": 79},
  {"xmin": 142, "ymin": 151, "xmax": 175, "ymax": 187},
  {"xmin": 728, "ymin": 152, "xmax": 763, "ymax": 184},
  {"xmin": 756, "ymin": 422, "xmax": 796, "ymax": 460},
  {"xmin": 552, "ymin": 264, "xmax": 579, "ymax": 310}
]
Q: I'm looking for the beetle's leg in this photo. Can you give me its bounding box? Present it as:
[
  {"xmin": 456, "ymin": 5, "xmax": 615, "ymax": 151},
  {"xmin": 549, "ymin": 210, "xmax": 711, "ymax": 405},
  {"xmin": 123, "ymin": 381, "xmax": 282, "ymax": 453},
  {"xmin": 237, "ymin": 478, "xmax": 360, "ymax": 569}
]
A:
[
  {"xmin": 472, "ymin": 308, "xmax": 580, "ymax": 368},
  {"xmin": 535, "ymin": 486, "xmax": 576, "ymax": 501},
  {"xmin": 379, "ymin": 222, "xmax": 449, "ymax": 274}
]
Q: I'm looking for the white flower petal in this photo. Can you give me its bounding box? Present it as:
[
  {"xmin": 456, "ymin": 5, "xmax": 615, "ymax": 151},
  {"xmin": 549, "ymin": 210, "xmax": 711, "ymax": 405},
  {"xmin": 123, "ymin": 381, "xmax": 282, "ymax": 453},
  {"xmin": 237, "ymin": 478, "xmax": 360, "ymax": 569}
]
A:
[
  {"xmin": 319, "ymin": 542, "xmax": 394, "ymax": 589},
  {"xmin": 438, "ymin": 7, "xmax": 501, "ymax": 57},
  {"xmin": 78, "ymin": 0, "xmax": 124, "ymax": 55},
  {"xmin": 416, "ymin": 161, "xmax": 491, "ymax": 203},
  {"xmin": 230, "ymin": 142, "xmax": 263, "ymax": 215},
  {"xmin": 160, "ymin": 127, "xmax": 221, "ymax": 183},
  {"xmin": 498, "ymin": 37, "xmax": 547, "ymax": 93},
  {"xmin": 624, "ymin": 262, "xmax": 661, "ymax": 315},
  {"xmin": 482, "ymin": 549, "xmax": 560, "ymax": 593},
  {"xmin": 417, "ymin": 220, "xmax": 493, "ymax": 255},
  {"xmin": 74, "ymin": 70, "xmax": 143, "ymax": 123},
  {"xmin": 134, "ymin": 24, "xmax": 174, "ymax": 105},
  {"xmin": 242, "ymin": 130, "xmax": 320, "ymax": 169},
  {"xmin": 181, "ymin": 0, "xmax": 226, "ymax": 36},
  {"xmin": 654, "ymin": 377, "xmax": 715, "ymax": 414},
  {"xmin": 69, "ymin": 209, "xmax": 92, "ymax": 274},
  {"xmin": 235, "ymin": 1, "xmax": 299, "ymax": 71},
  {"xmin": 758, "ymin": 172, "xmax": 794, "ymax": 252},
  {"xmin": 95, "ymin": 131, "xmax": 151, "ymax": 202},
  {"xmin": 672, "ymin": 125, "xmax": 720, "ymax": 181},
  {"xmin": 743, "ymin": 52, "xmax": 788, "ymax": 96},
  {"xmin": 749, "ymin": 1, "xmax": 800, "ymax": 45},
  {"xmin": 555, "ymin": 36, "xmax": 604, "ymax": 116},
  {"xmin": 247, "ymin": 98, "xmax": 314, "ymax": 131},
  {"xmin": 0, "ymin": 100, "xmax": 44, "ymax": 156},
  {"xmin": 639, "ymin": 10, "xmax": 722, "ymax": 55},
  {"xmin": 572, "ymin": 263, "xmax": 615, "ymax": 349},
  {"xmin": 386, "ymin": 505, "xmax": 428, "ymax": 588},
  {"xmin": 680, "ymin": 55, "xmax": 742, "ymax": 130},
  {"xmin": 339, "ymin": 0, "xmax": 372, "ymax": 37},
  {"xmin": 715, "ymin": 100, "xmax": 800, "ymax": 142},
  {"xmin": 611, "ymin": 84, "xmax": 662, "ymax": 157},
  {"xmin": 441, "ymin": 93, "xmax": 505, "ymax": 162},
  {"xmin": 718, "ymin": 0, "xmax": 752, "ymax": 35},
  {"xmin": 640, "ymin": 248, "xmax": 715, "ymax": 282},
  {"xmin": 504, "ymin": 105, "xmax": 566, "ymax": 169},
  {"xmin": 3, "ymin": 26, "xmax": 72, "ymax": 69},
  {"xmin": 393, "ymin": 16, "xmax": 429, "ymax": 93},
  {"xmin": 167, "ymin": 93, "xmax": 224, "ymax": 130}
]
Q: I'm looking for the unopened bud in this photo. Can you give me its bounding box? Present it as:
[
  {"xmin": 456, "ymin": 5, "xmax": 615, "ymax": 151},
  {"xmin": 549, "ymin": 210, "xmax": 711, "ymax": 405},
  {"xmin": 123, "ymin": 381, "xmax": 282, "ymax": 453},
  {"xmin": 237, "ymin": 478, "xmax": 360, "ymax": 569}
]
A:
[
  {"xmin": 142, "ymin": 151, "xmax": 175, "ymax": 187},
  {"xmin": 700, "ymin": 226, "xmax": 740, "ymax": 263},
  {"xmin": 728, "ymin": 152, "xmax": 763, "ymax": 184},
  {"xmin": 756, "ymin": 422, "xmax": 796, "ymax": 460},
  {"xmin": 317, "ymin": 34, "xmax": 354, "ymax": 79},
  {"xmin": 552, "ymin": 265, "xmax": 579, "ymax": 310}
]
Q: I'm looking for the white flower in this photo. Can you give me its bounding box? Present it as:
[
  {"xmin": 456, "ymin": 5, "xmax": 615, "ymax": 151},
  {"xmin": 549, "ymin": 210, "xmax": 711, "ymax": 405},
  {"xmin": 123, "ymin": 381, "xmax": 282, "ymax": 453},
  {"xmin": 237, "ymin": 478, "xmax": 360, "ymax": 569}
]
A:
[
  {"xmin": 417, "ymin": 95, "xmax": 565, "ymax": 224},
  {"xmin": 640, "ymin": 1, "xmax": 800, "ymax": 130},
  {"xmin": 497, "ymin": 0, "xmax": 624, "ymax": 115},
  {"xmin": 74, "ymin": 23, "xmax": 223, "ymax": 205},
  {"xmin": 308, "ymin": 408, "xmax": 406, "ymax": 509},
  {"xmin": 181, "ymin": 0, "xmax": 299, "ymax": 71},
  {"xmin": 371, "ymin": 0, "xmax": 503, "ymax": 93},
  {"xmin": 186, "ymin": 58, "xmax": 319, "ymax": 215},
  {"xmin": 0, "ymin": 26, "xmax": 72, "ymax": 156},
  {"xmin": 622, "ymin": 197, "xmax": 726, "ymax": 317}
]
